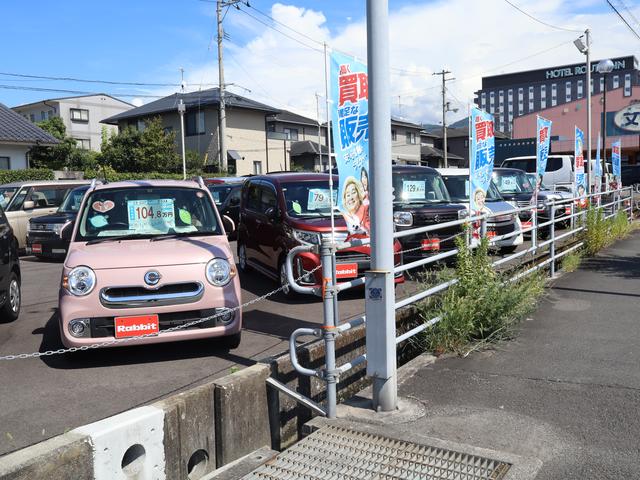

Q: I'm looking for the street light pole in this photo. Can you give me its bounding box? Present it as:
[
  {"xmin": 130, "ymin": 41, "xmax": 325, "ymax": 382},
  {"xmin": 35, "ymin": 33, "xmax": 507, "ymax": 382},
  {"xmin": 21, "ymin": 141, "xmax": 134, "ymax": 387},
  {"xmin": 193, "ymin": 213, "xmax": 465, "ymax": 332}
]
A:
[
  {"xmin": 178, "ymin": 99, "xmax": 186, "ymax": 180},
  {"xmin": 217, "ymin": 0, "xmax": 227, "ymax": 172},
  {"xmin": 585, "ymin": 29, "xmax": 592, "ymax": 193},
  {"xmin": 366, "ymin": 0, "xmax": 397, "ymax": 413},
  {"xmin": 597, "ymin": 59, "xmax": 614, "ymax": 184},
  {"xmin": 433, "ymin": 70, "xmax": 453, "ymax": 168}
]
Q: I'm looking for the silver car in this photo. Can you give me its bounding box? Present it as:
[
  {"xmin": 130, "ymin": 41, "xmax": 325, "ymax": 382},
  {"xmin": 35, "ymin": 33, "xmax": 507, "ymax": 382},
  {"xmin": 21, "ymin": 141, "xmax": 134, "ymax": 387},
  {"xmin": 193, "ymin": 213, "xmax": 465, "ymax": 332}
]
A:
[{"xmin": 438, "ymin": 168, "xmax": 524, "ymax": 254}]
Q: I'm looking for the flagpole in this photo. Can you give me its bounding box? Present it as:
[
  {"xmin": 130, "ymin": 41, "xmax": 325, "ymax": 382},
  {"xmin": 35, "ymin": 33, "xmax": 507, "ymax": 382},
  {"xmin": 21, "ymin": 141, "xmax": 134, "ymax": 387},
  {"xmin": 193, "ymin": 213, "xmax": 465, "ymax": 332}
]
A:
[{"xmin": 324, "ymin": 43, "xmax": 336, "ymax": 244}]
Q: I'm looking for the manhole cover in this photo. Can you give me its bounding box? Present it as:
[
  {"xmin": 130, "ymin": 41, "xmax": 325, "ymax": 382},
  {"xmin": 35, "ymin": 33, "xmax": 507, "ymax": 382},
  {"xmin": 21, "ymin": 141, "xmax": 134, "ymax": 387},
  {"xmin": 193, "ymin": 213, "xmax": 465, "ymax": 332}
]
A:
[{"xmin": 242, "ymin": 425, "xmax": 511, "ymax": 479}]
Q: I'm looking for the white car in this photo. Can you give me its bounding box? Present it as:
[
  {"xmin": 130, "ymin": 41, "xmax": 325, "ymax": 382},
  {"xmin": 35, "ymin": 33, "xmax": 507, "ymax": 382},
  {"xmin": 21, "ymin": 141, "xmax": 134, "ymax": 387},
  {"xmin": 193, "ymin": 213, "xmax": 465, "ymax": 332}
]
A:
[{"xmin": 438, "ymin": 168, "xmax": 524, "ymax": 254}]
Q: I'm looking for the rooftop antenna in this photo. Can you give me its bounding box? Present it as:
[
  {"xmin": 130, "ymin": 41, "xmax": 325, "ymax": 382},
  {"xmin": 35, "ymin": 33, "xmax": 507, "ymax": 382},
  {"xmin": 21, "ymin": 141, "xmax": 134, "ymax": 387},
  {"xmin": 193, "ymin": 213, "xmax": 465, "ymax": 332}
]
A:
[{"xmin": 178, "ymin": 67, "xmax": 187, "ymax": 180}]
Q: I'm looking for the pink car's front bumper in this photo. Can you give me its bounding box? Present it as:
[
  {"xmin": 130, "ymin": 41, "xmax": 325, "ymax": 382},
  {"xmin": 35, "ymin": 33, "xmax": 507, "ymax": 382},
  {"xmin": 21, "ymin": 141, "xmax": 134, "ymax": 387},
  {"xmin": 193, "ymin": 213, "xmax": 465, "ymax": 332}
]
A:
[{"xmin": 59, "ymin": 263, "xmax": 242, "ymax": 348}]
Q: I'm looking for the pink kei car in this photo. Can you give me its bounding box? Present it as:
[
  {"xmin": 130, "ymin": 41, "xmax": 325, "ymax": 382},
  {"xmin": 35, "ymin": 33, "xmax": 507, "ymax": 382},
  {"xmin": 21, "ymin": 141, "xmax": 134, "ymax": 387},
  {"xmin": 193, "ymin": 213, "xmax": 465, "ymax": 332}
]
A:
[{"xmin": 58, "ymin": 179, "xmax": 242, "ymax": 349}]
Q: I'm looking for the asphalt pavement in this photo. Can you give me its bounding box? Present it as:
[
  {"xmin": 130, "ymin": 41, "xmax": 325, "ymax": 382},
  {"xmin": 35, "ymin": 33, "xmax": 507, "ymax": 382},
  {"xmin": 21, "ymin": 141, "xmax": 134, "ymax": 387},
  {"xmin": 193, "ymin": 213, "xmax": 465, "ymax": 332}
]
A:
[
  {"xmin": 392, "ymin": 229, "xmax": 640, "ymax": 478},
  {"xmin": 0, "ymin": 241, "xmax": 421, "ymax": 455}
]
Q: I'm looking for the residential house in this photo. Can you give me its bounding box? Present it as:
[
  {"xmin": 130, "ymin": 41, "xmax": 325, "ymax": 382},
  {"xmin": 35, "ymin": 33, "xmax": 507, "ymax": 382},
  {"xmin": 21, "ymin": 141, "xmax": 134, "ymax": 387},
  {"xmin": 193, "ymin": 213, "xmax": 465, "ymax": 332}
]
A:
[
  {"xmin": 102, "ymin": 88, "xmax": 280, "ymax": 176},
  {"xmin": 0, "ymin": 103, "xmax": 59, "ymax": 170},
  {"xmin": 419, "ymin": 130, "xmax": 463, "ymax": 168},
  {"xmin": 13, "ymin": 94, "xmax": 132, "ymax": 152},
  {"xmin": 266, "ymin": 110, "xmax": 330, "ymax": 172},
  {"xmin": 390, "ymin": 117, "xmax": 422, "ymax": 164}
]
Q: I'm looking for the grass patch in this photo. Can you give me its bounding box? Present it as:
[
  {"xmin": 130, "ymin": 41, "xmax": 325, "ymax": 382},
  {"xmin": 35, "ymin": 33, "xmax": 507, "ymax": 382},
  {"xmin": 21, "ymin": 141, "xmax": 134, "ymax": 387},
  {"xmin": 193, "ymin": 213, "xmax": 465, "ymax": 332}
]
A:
[
  {"xmin": 561, "ymin": 251, "xmax": 582, "ymax": 273},
  {"xmin": 583, "ymin": 208, "xmax": 633, "ymax": 256},
  {"xmin": 416, "ymin": 236, "xmax": 545, "ymax": 356}
]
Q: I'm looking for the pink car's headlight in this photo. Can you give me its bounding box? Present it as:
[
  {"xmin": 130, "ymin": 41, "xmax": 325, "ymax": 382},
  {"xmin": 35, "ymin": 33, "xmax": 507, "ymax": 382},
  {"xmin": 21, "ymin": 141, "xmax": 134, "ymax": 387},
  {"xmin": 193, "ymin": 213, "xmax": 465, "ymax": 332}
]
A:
[{"xmin": 64, "ymin": 266, "xmax": 96, "ymax": 296}]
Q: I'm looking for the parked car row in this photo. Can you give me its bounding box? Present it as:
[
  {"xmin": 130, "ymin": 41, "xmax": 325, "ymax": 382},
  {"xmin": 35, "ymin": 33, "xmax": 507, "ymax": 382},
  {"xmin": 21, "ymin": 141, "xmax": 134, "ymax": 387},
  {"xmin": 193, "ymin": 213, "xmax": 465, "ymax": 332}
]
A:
[{"xmin": 0, "ymin": 165, "xmax": 574, "ymax": 351}]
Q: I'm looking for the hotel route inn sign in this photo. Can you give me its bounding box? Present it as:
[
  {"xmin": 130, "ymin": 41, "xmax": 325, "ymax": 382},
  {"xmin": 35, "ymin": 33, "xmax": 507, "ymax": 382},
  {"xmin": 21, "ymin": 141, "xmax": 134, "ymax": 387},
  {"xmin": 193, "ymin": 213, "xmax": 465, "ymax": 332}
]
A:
[{"xmin": 614, "ymin": 104, "xmax": 640, "ymax": 133}]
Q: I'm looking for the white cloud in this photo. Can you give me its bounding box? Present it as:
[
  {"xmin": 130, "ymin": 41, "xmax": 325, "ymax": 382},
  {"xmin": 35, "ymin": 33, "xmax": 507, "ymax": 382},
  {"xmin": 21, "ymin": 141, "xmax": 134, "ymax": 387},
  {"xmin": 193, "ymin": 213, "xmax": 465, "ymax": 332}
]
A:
[{"xmin": 162, "ymin": 0, "xmax": 640, "ymax": 125}]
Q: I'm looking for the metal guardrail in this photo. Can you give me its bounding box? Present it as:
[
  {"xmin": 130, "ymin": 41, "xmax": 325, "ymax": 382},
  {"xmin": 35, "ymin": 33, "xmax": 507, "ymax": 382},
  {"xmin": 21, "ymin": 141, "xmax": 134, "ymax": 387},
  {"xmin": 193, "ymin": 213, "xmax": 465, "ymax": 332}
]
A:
[{"xmin": 276, "ymin": 187, "xmax": 635, "ymax": 419}]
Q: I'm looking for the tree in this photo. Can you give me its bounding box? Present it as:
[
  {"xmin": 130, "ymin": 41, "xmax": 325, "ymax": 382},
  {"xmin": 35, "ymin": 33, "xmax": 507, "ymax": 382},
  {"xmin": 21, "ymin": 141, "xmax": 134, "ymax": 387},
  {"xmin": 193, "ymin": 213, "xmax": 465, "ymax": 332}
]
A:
[
  {"xmin": 29, "ymin": 117, "xmax": 92, "ymax": 170},
  {"xmin": 100, "ymin": 117, "xmax": 180, "ymax": 173}
]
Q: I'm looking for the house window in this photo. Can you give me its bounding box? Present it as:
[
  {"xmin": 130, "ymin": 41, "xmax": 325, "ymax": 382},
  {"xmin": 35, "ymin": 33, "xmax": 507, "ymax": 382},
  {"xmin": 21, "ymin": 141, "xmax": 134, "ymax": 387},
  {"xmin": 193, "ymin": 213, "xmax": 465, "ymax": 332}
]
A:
[
  {"xmin": 551, "ymin": 84, "xmax": 557, "ymax": 106},
  {"xmin": 186, "ymin": 111, "xmax": 205, "ymax": 136},
  {"xmin": 565, "ymin": 81, "xmax": 571, "ymax": 102},
  {"xmin": 48, "ymin": 110, "xmax": 54, "ymax": 119},
  {"xmin": 481, "ymin": 93, "xmax": 486, "ymax": 108},
  {"xmin": 391, "ymin": 129, "xmax": 397, "ymax": 141},
  {"xmin": 253, "ymin": 161, "xmax": 263, "ymax": 175},
  {"xmin": 75, "ymin": 138, "xmax": 91, "ymax": 150},
  {"xmin": 41, "ymin": 111, "xmax": 46, "ymax": 121},
  {"xmin": 29, "ymin": 113, "xmax": 35, "ymax": 122},
  {"xmin": 70, "ymin": 108, "xmax": 89, "ymax": 122},
  {"xmin": 489, "ymin": 91, "xmax": 495, "ymax": 110},
  {"xmin": 283, "ymin": 128, "xmax": 298, "ymax": 141},
  {"xmin": 540, "ymin": 85, "xmax": 547, "ymax": 109},
  {"xmin": 163, "ymin": 126, "xmax": 173, "ymax": 135},
  {"xmin": 613, "ymin": 75, "xmax": 619, "ymax": 89},
  {"xmin": 267, "ymin": 123, "xmax": 276, "ymax": 132},
  {"xmin": 137, "ymin": 119, "xmax": 146, "ymax": 132},
  {"xmin": 624, "ymin": 73, "xmax": 632, "ymax": 97},
  {"xmin": 0, "ymin": 157, "xmax": 9, "ymax": 170},
  {"xmin": 406, "ymin": 131, "xmax": 416, "ymax": 145},
  {"xmin": 498, "ymin": 90, "xmax": 504, "ymax": 108},
  {"xmin": 577, "ymin": 80, "xmax": 583, "ymax": 99}
]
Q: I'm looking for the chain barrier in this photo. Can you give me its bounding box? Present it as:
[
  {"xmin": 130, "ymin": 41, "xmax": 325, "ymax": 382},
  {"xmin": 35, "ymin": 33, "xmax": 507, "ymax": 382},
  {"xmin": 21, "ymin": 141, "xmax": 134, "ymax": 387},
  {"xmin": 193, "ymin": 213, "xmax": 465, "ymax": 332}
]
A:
[{"xmin": 0, "ymin": 265, "xmax": 323, "ymax": 361}]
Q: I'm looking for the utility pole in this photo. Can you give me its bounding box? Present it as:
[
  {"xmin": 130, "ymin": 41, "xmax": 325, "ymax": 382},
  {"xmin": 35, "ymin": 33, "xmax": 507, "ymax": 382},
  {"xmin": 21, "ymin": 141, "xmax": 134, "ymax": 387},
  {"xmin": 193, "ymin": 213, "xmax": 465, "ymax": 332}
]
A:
[
  {"xmin": 178, "ymin": 68, "xmax": 187, "ymax": 180},
  {"xmin": 366, "ymin": 0, "xmax": 397, "ymax": 413},
  {"xmin": 216, "ymin": 0, "xmax": 245, "ymax": 172},
  {"xmin": 433, "ymin": 70, "xmax": 454, "ymax": 168}
]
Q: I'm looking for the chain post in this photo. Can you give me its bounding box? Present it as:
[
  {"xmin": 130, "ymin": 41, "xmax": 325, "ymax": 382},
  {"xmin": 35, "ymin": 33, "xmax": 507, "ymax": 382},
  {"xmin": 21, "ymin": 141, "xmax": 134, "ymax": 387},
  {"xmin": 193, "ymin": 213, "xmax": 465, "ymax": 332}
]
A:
[
  {"xmin": 570, "ymin": 201, "xmax": 575, "ymax": 237},
  {"xmin": 550, "ymin": 200, "xmax": 556, "ymax": 278},
  {"xmin": 320, "ymin": 237, "xmax": 338, "ymax": 418}
]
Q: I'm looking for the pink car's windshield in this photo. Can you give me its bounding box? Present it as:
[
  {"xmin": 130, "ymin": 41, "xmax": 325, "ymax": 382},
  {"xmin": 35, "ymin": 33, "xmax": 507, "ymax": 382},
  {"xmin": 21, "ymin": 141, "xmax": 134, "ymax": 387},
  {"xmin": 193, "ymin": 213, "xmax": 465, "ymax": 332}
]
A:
[{"xmin": 76, "ymin": 187, "xmax": 222, "ymax": 242}]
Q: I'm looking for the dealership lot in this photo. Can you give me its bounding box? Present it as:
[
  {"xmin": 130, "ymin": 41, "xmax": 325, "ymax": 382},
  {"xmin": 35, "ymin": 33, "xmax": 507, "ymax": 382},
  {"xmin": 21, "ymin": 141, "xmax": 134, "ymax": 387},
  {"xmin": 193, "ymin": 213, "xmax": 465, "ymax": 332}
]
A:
[{"xmin": 0, "ymin": 244, "xmax": 421, "ymax": 455}]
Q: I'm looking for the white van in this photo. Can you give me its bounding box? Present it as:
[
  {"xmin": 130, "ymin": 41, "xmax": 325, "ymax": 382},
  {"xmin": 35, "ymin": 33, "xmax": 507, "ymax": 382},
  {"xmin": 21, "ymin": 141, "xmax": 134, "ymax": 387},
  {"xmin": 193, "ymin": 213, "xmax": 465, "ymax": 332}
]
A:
[{"xmin": 501, "ymin": 155, "xmax": 610, "ymax": 191}]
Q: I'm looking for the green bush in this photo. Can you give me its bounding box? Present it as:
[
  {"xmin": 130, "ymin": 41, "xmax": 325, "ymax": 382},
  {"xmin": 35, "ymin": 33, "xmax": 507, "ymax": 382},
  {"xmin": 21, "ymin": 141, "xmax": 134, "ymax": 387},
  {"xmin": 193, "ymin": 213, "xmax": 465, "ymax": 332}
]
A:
[
  {"xmin": 84, "ymin": 166, "xmax": 200, "ymax": 182},
  {"xmin": 417, "ymin": 236, "xmax": 545, "ymax": 355},
  {"xmin": 0, "ymin": 169, "xmax": 55, "ymax": 184},
  {"xmin": 562, "ymin": 251, "xmax": 582, "ymax": 273},
  {"xmin": 583, "ymin": 207, "xmax": 632, "ymax": 256}
]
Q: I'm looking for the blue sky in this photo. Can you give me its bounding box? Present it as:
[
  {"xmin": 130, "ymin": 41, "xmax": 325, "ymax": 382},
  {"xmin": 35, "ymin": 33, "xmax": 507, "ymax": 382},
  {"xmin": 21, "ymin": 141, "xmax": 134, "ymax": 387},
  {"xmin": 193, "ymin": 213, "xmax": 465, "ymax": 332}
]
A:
[{"xmin": 1, "ymin": 1, "xmax": 638, "ymax": 122}]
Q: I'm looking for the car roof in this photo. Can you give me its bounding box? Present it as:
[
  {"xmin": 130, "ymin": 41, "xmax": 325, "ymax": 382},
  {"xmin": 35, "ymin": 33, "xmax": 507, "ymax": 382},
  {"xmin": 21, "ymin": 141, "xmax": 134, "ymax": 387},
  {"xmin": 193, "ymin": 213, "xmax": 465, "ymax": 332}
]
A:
[
  {"xmin": 204, "ymin": 177, "xmax": 246, "ymax": 185},
  {"xmin": 0, "ymin": 180, "xmax": 91, "ymax": 188},
  {"xmin": 249, "ymin": 172, "xmax": 337, "ymax": 185},
  {"xmin": 493, "ymin": 167, "xmax": 526, "ymax": 174},
  {"xmin": 438, "ymin": 168, "xmax": 470, "ymax": 176},
  {"xmin": 90, "ymin": 179, "xmax": 205, "ymax": 191},
  {"xmin": 392, "ymin": 164, "xmax": 439, "ymax": 174}
]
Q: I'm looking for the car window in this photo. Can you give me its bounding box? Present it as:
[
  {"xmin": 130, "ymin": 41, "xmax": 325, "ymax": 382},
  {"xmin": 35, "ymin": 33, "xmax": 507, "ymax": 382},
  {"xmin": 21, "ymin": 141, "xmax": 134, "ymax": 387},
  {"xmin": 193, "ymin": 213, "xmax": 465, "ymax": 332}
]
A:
[
  {"xmin": 29, "ymin": 186, "xmax": 68, "ymax": 209},
  {"xmin": 246, "ymin": 183, "xmax": 262, "ymax": 212},
  {"xmin": 546, "ymin": 158, "xmax": 563, "ymax": 172},
  {"xmin": 8, "ymin": 187, "xmax": 29, "ymax": 211},
  {"xmin": 261, "ymin": 187, "xmax": 277, "ymax": 214},
  {"xmin": 502, "ymin": 159, "xmax": 535, "ymax": 172},
  {"xmin": 228, "ymin": 187, "xmax": 241, "ymax": 204}
]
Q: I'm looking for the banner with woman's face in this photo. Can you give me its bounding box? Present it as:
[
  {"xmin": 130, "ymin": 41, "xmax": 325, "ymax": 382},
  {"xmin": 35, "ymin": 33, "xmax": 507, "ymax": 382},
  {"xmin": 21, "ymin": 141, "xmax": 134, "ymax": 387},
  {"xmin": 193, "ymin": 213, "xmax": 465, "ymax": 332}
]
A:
[
  {"xmin": 469, "ymin": 107, "xmax": 496, "ymax": 214},
  {"xmin": 330, "ymin": 51, "xmax": 370, "ymax": 235}
]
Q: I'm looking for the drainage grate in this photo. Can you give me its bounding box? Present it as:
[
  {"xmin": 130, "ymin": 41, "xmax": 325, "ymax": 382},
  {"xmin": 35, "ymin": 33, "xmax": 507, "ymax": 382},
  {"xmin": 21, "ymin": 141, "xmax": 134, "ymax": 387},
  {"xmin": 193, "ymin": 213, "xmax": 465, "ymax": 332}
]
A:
[{"xmin": 242, "ymin": 425, "xmax": 511, "ymax": 479}]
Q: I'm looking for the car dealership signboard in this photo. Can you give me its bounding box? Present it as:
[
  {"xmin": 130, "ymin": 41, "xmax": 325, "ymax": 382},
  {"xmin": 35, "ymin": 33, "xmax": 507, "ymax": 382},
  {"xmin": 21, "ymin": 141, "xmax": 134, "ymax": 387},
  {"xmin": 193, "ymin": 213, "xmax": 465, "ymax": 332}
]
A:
[{"xmin": 469, "ymin": 107, "xmax": 496, "ymax": 215}]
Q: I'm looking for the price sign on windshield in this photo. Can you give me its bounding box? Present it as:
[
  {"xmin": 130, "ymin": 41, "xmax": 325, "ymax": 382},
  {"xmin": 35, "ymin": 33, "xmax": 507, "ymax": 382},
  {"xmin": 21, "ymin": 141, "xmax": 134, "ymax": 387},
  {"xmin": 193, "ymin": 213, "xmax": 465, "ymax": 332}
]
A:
[
  {"xmin": 307, "ymin": 189, "xmax": 337, "ymax": 210},
  {"xmin": 402, "ymin": 180, "xmax": 426, "ymax": 200},
  {"xmin": 127, "ymin": 198, "xmax": 175, "ymax": 232}
]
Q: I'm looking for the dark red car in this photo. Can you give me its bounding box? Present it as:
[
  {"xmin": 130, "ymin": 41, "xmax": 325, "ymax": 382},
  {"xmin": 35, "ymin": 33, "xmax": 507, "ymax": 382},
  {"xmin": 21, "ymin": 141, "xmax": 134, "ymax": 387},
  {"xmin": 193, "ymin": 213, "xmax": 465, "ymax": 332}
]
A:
[{"xmin": 237, "ymin": 173, "xmax": 403, "ymax": 296}]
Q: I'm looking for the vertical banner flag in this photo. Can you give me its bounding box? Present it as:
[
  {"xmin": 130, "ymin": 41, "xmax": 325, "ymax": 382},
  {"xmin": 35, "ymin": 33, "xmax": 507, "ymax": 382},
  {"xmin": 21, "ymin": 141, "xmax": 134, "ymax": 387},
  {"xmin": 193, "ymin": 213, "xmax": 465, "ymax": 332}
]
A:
[
  {"xmin": 574, "ymin": 126, "xmax": 586, "ymax": 200},
  {"xmin": 330, "ymin": 51, "xmax": 370, "ymax": 235},
  {"xmin": 594, "ymin": 134, "xmax": 602, "ymax": 194},
  {"xmin": 469, "ymin": 107, "xmax": 496, "ymax": 214},
  {"xmin": 612, "ymin": 139, "xmax": 622, "ymax": 189},
  {"xmin": 535, "ymin": 116, "xmax": 552, "ymax": 194}
]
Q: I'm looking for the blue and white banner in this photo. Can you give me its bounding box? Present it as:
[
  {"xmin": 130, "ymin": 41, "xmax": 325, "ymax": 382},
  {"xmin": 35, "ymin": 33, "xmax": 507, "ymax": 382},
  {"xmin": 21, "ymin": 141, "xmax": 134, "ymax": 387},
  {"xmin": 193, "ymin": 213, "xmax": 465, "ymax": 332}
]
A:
[
  {"xmin": 330, "ymin": 51, "xmax": 370, "ymax": 235},
  {"xmin": 469, "ymin": 107, "xmax": 495, "ymax": 213},
  {"xmin": 612, "ymin": 139, "xmax": 622, "ymax": 189},
  {"xmin": 535, "ymin": 116, "xmax": 552, "ymax": 193},
  {"xmin": 574, "ymin": 126, "xmax": 586, "ymax": 198}
]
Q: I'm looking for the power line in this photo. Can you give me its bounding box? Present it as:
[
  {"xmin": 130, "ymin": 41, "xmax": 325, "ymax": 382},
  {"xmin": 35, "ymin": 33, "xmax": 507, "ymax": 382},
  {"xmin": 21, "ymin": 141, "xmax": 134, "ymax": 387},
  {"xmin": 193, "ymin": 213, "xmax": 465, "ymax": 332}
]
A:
[
  {"xmin": 0, "ymin": 84, "xmax": 165, "ymax": 99},
  {"xmin": 606, "ymin": 0, "xmax": 640, "ymax": 41},
  {"xmin": 0, "ymin": 71, "xmax": 216, "ymax": 87},
  {"xmin": 501, "ymin": 0, "xmax": 583, "ymax": 33}
]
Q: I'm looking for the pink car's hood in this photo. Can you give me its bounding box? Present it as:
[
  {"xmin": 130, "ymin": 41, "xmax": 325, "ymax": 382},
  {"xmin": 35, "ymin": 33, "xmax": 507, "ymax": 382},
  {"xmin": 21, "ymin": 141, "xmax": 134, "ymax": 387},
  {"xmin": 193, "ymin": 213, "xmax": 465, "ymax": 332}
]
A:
[{"xmin": 65, "ymin": 236, "xmax": 233, "ymax": 270}]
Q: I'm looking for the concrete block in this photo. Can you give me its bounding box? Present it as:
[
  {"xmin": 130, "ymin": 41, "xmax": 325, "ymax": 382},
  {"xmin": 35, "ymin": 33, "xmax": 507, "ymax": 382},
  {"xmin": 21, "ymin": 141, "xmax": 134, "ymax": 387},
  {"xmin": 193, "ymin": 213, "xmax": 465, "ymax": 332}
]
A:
[
  {"xmin": 0, "ymin": 432, "xmax": 92, "ymax": 480},
  {"xmin": 213, "ymin": 364, "xmax": 270, "ymax": 468},
  {"xmin": 74, "ymin": 406, "xmax": 165, "ymax": 480},
  {"xmin": 154, "ymin": 383, "xmax": 216, "ymax": 480},
  {"xmin": 202, "ymin": 447, "xmax": 277, "ymax": 480}
]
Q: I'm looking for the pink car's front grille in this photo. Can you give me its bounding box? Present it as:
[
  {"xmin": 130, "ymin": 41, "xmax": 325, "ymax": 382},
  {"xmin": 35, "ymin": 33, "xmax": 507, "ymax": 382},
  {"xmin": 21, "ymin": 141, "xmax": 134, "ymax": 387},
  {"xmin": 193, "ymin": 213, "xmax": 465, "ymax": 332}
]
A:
[{"xmin": 99, "ymin": 282, "xmax": 204, "ymax": 308}]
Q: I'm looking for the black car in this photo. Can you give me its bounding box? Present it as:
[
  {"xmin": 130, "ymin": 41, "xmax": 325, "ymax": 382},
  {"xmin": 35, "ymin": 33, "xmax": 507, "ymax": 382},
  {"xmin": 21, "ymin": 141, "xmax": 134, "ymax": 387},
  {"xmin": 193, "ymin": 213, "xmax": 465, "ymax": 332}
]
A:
[
  {"xmin": 206, "ymin": 179, "xmax": 243, "ymax": 237},
  {"xmin": 26, "ymin": 185, "xmax": 89, "ymax": 260},
  {"xmin": 392, "ymin": 165, "xmax": 467, "ymax": 260},
  {"xmin": 0, "ymin": 205, "xmax": 21, "ymax": 321},
  {"xmin": 492, "ymin": 168, "xmax": 570, "ymax": 227}
]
